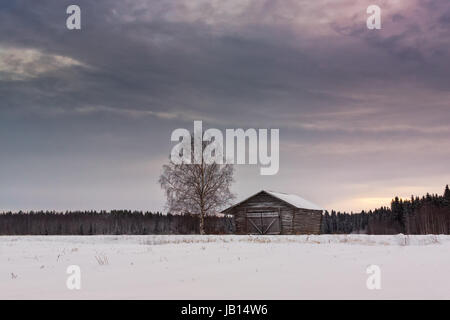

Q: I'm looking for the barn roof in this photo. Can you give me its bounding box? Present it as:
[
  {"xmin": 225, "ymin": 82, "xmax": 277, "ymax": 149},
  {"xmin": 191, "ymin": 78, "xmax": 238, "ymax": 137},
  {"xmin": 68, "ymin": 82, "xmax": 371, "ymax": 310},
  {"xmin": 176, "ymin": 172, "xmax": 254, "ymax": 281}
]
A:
[
  {"xmin": 264, "ymin": 191, "xmax": 324, "ymax": 211},
  {"xmin": 222, "ymin": 190, "xmax": 324, "ymax": 213}
]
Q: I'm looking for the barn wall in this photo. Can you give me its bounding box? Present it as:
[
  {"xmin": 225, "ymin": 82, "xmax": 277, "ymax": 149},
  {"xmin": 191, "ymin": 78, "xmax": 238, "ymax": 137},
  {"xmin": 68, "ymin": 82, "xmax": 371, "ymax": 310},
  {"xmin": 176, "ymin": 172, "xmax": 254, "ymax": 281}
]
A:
[
  {"xmin": 230, "ymin": 192, "xmax": 294, "ymax": 234},
  {"xmin": 227, "ymin": 192, "xmax": 324, "ymax": 235},
  {"xmin": 292, "ymin": 209, "xmax": 323, "ymax": 234}
]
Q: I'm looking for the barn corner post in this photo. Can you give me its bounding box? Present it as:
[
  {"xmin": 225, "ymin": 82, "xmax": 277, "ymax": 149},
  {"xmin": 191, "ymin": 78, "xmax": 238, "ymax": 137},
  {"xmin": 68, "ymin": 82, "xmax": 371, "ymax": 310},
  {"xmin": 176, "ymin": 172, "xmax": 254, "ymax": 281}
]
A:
[
  {"xmin": 279, "ymin": 207, "xmax": 283, "ymax": 234},
  {"xmin": 319, "ymin": 211, "xmax": 323, "ymax": 235}
]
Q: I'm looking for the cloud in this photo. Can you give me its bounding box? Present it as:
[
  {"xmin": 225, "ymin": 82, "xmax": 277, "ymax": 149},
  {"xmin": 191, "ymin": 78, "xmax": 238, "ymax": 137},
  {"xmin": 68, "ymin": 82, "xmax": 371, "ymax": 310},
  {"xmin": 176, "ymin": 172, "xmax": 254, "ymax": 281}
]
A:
[
  {"xmin": 282, "ymin": 136, "xmax": 450, "ymax": 156},
  {"xmin": 0, "ymin": 0, "xmax": 449, "ymax": 212},
  {"xmin": 0, "ymin": 47, "xmax": 86, "ymax": 81}
]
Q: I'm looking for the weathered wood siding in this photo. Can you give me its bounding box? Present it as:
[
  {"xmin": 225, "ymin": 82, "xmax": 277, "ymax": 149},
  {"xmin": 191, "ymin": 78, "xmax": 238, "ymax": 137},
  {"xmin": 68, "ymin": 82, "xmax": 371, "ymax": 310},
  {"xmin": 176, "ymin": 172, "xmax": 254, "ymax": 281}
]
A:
[
  {"xmin": 292, "ymin": 208, "xmax": 323, "ymax": 235},
  {"xmin": 228, "ymin": 191, "xmax": 322, "ymax": 235},
  {"xmin": 230, "ymin": 192, "xmax": 292, "ymax": 234}
]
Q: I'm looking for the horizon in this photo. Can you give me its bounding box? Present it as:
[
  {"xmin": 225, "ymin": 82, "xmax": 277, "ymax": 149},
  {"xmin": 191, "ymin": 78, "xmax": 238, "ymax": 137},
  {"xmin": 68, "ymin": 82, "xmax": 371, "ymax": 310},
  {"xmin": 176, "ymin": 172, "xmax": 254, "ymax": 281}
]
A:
[{"xmin": 1, "ymin": 184, "xmax": 448, "ymax": 215}]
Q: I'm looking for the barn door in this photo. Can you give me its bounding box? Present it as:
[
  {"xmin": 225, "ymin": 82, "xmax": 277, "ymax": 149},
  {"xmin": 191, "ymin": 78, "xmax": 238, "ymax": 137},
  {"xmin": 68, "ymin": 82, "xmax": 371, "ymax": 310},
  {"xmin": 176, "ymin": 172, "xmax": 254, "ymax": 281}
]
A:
[{"xmin": 246, "ymin": 212, "xmax": 280, "ymax": 235}]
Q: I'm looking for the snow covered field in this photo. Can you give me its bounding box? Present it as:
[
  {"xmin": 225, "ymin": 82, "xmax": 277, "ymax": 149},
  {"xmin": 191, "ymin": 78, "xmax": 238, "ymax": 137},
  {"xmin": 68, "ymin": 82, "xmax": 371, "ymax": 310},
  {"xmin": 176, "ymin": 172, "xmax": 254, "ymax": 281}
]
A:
[{"xmin": 1, "ymin": 235, "xmax": 449, "ymax": 300}]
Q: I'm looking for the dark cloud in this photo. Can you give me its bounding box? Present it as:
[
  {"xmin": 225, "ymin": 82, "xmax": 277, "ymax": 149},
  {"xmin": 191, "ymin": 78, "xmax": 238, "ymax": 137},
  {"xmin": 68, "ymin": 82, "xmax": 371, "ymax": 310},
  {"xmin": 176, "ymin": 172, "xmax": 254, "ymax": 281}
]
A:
[{"xmin": 1, "ymin": 0, "xmax": 449, "ymax": 211}]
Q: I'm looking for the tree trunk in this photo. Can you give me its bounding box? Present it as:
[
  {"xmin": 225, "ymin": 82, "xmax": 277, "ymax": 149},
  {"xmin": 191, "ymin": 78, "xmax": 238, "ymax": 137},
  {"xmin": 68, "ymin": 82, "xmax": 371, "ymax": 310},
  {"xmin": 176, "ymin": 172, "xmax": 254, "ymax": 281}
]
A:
[{"xmin": 199, "ymin": 210, "xmax": 205, "ymax": 235}]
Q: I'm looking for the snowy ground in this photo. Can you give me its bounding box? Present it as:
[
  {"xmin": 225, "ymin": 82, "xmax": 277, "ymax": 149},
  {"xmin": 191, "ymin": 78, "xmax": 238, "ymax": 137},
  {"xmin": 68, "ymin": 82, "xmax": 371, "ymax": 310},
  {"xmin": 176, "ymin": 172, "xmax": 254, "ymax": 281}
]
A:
[{"xmin": 1, "ymin": 235, "xmax": 449, "ymax": 300}]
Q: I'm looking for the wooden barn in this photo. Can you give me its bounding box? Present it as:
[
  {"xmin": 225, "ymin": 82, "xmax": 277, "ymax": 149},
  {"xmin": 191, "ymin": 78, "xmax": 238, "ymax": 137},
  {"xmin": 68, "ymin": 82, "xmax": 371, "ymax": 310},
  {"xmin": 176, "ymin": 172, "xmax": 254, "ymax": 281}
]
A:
[{"xmin": 222, "ymin": 190, "xmax": 323, "ymax": 235}]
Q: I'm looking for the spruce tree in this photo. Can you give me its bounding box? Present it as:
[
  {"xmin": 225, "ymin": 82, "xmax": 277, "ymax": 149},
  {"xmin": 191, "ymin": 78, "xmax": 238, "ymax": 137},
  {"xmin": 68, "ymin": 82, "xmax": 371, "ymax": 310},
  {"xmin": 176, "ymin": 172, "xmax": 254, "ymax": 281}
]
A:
[{"xmin": 444, "ymin": 185, "xmax": 450, "ymax": 201}]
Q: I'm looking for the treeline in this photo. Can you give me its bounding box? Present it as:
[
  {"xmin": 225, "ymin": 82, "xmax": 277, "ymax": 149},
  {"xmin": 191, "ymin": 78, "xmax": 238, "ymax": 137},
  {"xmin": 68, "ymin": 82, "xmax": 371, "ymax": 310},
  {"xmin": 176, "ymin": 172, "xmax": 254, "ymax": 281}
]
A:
[
  {"xmin": 1, "ymin": 186, "xmax": 449, "ymax": 235},
  {"xmin": 321, "ymin": 185, "xmax": 450, "ymax": 234},
  {"xmin": 0, "ymin": 211, "xmax": 234, "ymax": 235}
]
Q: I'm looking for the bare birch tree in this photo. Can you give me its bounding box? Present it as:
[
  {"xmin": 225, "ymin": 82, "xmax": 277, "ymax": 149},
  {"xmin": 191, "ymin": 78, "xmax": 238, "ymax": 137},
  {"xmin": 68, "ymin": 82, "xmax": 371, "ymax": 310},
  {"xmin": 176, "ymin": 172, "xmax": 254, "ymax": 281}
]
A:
[{"xmin": 159, "ymin": 138, "xmax": 235, "ymax": 234}]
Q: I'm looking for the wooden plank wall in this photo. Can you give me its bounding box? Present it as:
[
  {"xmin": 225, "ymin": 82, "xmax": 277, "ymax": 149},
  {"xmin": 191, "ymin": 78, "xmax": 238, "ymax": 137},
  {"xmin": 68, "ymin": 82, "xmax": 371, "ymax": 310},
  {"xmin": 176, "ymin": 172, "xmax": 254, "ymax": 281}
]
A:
[
  {"xmin": 293, "ymin": 209, "xmax": 323, "ymax": 234},
  {"xmin": 231, "ymin": 192, "xmax": 291, "ymax": 234},
  {"xmin": 229, "ymin": 192, "xmax": 323, "ymax": 235}
]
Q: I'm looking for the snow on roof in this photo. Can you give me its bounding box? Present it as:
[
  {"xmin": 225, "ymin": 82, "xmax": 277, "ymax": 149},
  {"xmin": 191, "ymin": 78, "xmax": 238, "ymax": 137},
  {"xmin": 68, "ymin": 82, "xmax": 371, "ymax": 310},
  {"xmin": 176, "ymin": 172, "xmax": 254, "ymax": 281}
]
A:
[
  {"xmin": 222, "ymin": 190, "xmax": 324, "ymax": 213},
  {"xmin": 265, "ymin": 190, "xmax": 324, "ymax": 211}
]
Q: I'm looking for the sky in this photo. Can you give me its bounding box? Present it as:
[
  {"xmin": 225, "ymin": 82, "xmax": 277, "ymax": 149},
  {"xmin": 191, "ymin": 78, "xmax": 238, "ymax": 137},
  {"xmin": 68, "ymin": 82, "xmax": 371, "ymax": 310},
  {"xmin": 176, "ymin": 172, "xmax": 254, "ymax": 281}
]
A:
[{"xmin": 0, "ymin": 0, "xmax": 449, "ymax": 213}]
